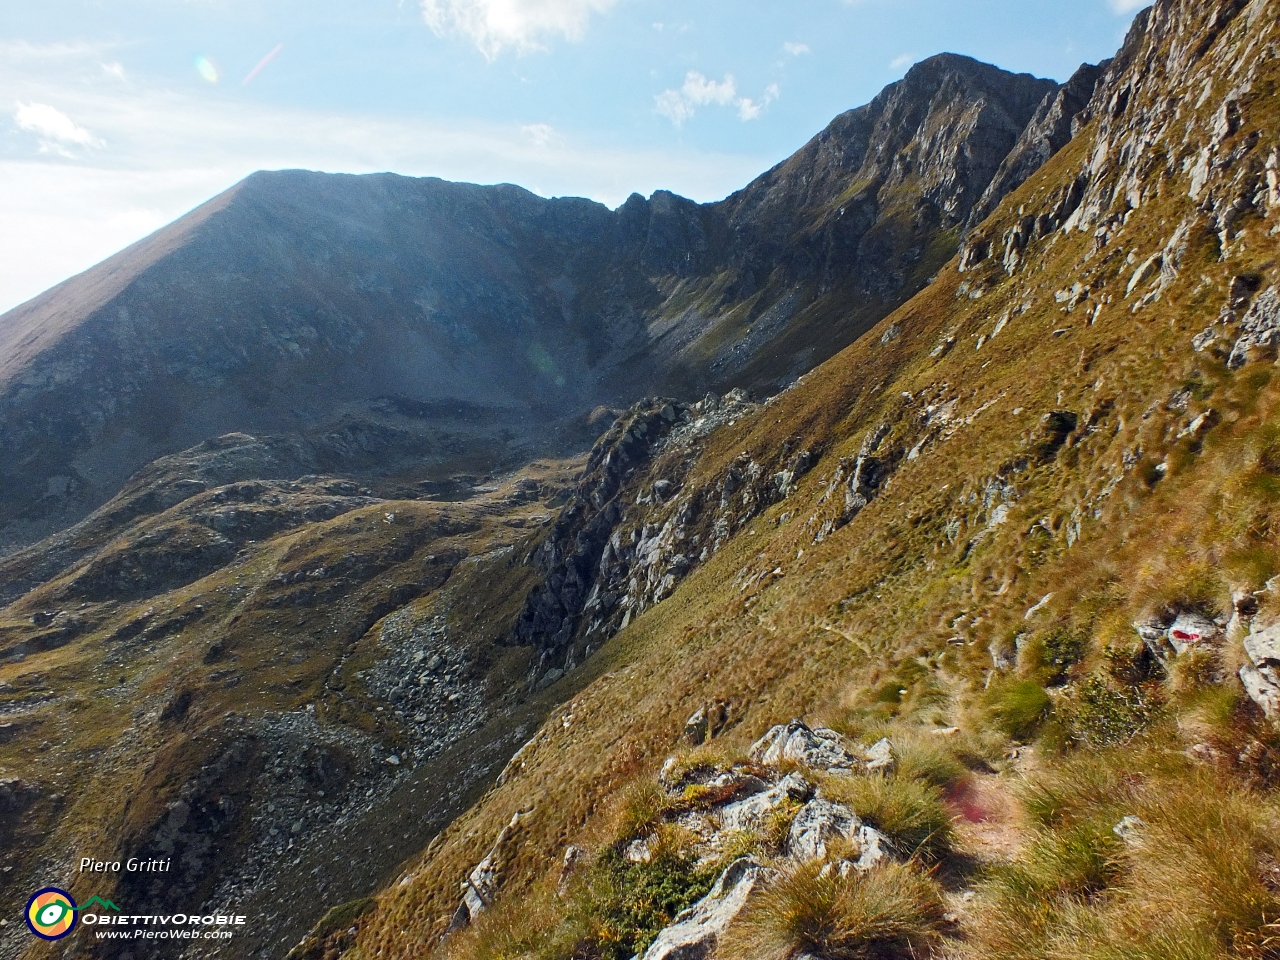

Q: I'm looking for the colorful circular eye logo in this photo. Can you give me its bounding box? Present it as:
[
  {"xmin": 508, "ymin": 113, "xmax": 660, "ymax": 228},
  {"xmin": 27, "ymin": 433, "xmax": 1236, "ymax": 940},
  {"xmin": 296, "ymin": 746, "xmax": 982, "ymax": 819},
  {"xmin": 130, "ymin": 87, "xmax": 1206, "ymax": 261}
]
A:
[{"xmin": 25, "ymin": 888, "xmax": 78, "ymax": 940}]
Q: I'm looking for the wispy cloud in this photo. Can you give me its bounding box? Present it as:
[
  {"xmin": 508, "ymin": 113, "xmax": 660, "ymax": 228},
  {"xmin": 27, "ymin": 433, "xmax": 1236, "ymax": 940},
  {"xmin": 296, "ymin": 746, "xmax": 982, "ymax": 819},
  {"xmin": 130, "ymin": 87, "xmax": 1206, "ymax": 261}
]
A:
[
  {"xmin": 783, "ymin": 42, "xmax": 810, "ymax": 56},
  {"xmin": 1107, "ymin": 0, "xmax": 1147, "ymax": 11},
  {"xmin": 655, "ymin": 72, "xmax": 777, "ymax": 127},
  {"xmin": 521, "ymin": 122, "xmax": 555, "ymax": 146},
  {"xmin": 890, "ymin": 53, "xmax": 915, "ymax": 70},
  {"xmin": 420, "ymin": 0, "xmax": 617, "ymax": 58},
  {"xmin": 13, "ymin": 102, "xmax": 104, "ymax": 155},
  {"xmin": 737, "ymin": 84, "xmax": 779, "ymax": 121}
]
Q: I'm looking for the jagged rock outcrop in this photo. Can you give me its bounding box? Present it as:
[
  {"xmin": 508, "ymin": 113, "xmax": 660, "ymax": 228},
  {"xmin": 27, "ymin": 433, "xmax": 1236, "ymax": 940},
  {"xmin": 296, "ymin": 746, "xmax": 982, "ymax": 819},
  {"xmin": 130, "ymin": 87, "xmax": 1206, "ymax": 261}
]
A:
[
  {"xmin": 747, "ymin": 720, "xmax": 862, "ymax": 772},
  {"xmin": 969, "ymin": 61, "xmax": 1108, "ymax": 229}
]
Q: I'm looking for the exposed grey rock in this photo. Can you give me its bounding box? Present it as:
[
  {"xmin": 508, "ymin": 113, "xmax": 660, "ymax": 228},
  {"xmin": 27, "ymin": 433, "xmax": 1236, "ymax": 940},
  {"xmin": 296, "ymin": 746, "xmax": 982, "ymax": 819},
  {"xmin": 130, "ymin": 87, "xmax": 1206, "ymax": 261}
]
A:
[
  {"xmin": 683, "ymin": 707, "xmax": 710, "ymax": 746},
  {"xmin": 1134, "ymin": 612, "xmax": 1222, "ymax": 661},
  {"xmin": 864, "ymin": 738, "xmax": 895, "ymax": 775},
  {"xmin": 788, "ymin": 799, "xmax": 862, "ymax": 862},
  {"xmin": 640, "ymin": 857, "xmax": 774, "ymax": 960},
  {"xmin": 718, "ymin": 773, "xmax": 813, "ymax": 834},
  {"xmin": 1166, "ymin": 612, "xmax": 1222, "ymax": 655},
  {"xmin": 748, "ymin": 720, "xmax": 861, "ymax": 772},
  {"xmin": 1228, "ymin": 288, "xmax": 1280, "ymax": 370},
  {"xmin": 626, "ymin": 836, "xmax": 655, "ymax": 864},
  {"xmin": 1241, "ymin": 623, "xmax": 1280, "ymax": 721},
  {"xmin": 852, "ymin": 825, "xmax": 895, "ymax": 870},
  {"xmin": 461, "ymin": 811, "xmax": 525, "ymax": 923},
  {"xmin": 970, "ymin": 60, "xmax": 1107, "ymax": 229}
]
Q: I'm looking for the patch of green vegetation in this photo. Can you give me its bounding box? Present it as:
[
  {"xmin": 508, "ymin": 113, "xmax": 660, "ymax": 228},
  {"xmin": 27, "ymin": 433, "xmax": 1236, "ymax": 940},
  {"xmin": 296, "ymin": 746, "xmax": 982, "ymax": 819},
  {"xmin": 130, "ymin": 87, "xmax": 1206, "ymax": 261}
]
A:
[{"xmin": 985, "ymin": 679, "xmax": 1052, "ymax": 741}]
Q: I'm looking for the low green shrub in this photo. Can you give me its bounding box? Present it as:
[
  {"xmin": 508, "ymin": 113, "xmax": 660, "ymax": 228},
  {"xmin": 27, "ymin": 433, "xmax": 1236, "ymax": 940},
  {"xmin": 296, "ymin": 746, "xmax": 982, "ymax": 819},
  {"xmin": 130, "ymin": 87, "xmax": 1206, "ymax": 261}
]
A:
[{"xmin": 985, "ymin": 679, "xmax": 1052, "ymax": 741}]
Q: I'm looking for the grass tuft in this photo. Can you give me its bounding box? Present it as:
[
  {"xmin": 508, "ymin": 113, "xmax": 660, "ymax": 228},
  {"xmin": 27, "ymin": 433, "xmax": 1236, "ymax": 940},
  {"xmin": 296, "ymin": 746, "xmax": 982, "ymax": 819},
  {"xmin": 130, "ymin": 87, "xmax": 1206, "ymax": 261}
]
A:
[
  {"xmin": 822, "ymin": 774, "xmax": 954, "ymax": 863},
  {"xmin": 726, "ymin": 862, "xmax": 945, "ymax": 960}
]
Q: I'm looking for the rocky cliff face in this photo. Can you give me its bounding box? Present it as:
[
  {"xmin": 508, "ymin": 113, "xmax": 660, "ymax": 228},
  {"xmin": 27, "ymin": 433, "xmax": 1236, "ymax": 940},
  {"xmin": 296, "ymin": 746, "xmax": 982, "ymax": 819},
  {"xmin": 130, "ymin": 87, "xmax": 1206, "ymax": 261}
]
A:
[{"xmin": 0, "ymin": 55, "xmax": 1092, "ymax": 556}]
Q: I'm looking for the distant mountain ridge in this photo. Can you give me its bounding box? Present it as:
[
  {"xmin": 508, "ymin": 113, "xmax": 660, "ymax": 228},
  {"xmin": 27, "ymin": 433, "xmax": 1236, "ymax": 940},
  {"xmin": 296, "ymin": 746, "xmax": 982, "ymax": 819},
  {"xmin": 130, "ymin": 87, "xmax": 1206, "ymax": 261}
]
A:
[{"xmin": 0, "ymin": 53, "xmax": 1096, "ymax": 553}]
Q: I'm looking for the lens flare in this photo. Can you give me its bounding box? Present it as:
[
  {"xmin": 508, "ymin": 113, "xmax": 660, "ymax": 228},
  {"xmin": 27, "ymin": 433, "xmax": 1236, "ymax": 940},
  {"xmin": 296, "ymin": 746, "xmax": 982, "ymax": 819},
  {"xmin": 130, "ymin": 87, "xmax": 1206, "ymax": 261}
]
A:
[
  {"xmin": 242, "ymin": 43, "xmax": 284, "ymax": 86},
  {"xmin": 195, "ymin": 56, "xmax": 220, "ymax": 83}
]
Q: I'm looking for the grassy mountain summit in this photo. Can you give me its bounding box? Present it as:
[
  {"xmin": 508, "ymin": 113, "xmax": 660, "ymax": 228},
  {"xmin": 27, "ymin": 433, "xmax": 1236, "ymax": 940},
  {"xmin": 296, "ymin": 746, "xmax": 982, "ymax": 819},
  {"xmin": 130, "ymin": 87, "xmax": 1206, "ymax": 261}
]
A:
[{"xmin": 3, "ymin": 0, "xmax": 1280, "ymax": 959}]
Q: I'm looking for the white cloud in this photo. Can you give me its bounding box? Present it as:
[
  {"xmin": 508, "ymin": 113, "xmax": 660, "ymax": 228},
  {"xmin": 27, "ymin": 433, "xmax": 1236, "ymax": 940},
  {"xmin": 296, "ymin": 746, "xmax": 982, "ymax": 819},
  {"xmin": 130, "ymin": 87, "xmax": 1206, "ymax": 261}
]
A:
[
  {"xmin": 681, "ymin": 72, "xmax": 737, "ymax": 107},
  {"xmin": 420, "ymin": 0, "xmax": 617, "ymax": 58},
  {"xmin": 783, "ymin": 42, "xmax": 810, "ymax": 56},
  {"xmin": 890, "ymin": 53, "xmax": 915, "ymax": 70},
  {"xmin": 654, "ymin": 89, "xmax": 694, "ymax": 126},
  {"xmin": 13, "ymin": 102, "xmax": 104, "ymax": 155},
  {"xmin": 1108, "ymin": 0, "xmax": 1147, "ymax": 10},
  {"xmin": 521, "ymin": 122, "xmax": 555, "ymax": 146},
  {"xmin": 101, "ymin": 62, "xmax": 127, "ymax": 79},
  {"xmin": 737, "ymin": 84, "xmax": 779, "ymax": 121},
  {"xmin": 656, "ymin": 72, "xmax": 778, "ymax": 127}
]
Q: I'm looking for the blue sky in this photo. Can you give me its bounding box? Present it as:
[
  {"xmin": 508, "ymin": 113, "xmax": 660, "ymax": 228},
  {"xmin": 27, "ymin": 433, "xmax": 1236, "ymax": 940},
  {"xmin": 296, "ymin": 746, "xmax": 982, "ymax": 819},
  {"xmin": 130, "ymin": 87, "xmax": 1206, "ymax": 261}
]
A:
[{"xmin": 1, "ymin": 0, "xmax": 1145, "ymax": 314}]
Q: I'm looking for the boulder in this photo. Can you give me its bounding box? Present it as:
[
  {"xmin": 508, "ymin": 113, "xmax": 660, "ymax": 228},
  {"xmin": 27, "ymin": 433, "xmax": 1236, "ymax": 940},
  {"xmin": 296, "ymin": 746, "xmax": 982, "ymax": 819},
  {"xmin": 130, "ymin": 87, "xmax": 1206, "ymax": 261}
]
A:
[
  {"xmin": 1240, "ymin": 623, "xmax": 1280, "ymax": 721},
  {"xmin": 749, "ymin": 720, "xmax": 860, "ymax": 771},
  {"xmin": 640, "ymin": 857, "xmax": 773, "ymax": 960},
  {"xmin": 683, "ymin": 707, "xmax": 710, "ymax": 746},
  {"xmin": 788, "ymin": 799, "xmax": 862, "ymax": 862},
  {"xmin": 718, "ymin": 773, "xmax": 812, "ymax": 834}
]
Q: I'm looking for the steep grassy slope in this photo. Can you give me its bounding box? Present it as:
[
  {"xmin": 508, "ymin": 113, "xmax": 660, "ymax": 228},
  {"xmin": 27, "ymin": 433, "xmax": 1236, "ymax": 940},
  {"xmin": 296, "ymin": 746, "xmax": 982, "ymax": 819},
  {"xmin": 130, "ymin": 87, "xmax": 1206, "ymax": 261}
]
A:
[{"xmin": 304, "ymin": 2, "xmax": 1280, "ymax": 957}]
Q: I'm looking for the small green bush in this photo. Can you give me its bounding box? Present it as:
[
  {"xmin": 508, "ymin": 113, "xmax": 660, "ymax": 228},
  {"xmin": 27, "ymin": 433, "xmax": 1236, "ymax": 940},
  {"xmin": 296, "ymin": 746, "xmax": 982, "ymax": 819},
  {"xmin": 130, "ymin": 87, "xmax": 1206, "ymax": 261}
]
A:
[
  {"xmin": 584, "ymin": 847, "xmax": 721, "ymax": 960},
  {"xmin": 986, "ymin": 679, "xmax": 1052, "ymax": 740}
]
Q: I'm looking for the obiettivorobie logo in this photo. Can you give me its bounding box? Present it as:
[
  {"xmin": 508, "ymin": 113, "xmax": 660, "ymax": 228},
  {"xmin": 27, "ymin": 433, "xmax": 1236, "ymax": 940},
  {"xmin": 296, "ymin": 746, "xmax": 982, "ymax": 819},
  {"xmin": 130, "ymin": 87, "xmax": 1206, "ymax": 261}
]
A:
[
  {"xmin": 24, "ymin": 887, "xmax": 246, "ymax": 943},
  {"xmin": 26, "ymin": 888, "xmax": 108, "ymax": 940},
  {"xmin": 25, "ymin": 889, "xmax": 122, "ymax": 940}
]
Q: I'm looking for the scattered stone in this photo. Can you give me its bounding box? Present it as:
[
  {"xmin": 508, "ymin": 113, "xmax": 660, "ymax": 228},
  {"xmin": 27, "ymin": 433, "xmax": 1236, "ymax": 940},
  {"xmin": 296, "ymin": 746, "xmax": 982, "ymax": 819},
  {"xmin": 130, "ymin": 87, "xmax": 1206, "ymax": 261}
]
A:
[
  {"xmin": 626, "ymin": 836, "xmax": 655, "ymax": 864},
  {"xmin": 748, "ymin": 720, "xmax": 860, "ymax": 771},
  {"xmin": 558, "ymin": 846, "xmax": 587, "ymax": 895},
  {"xmin": 1113, "ymin": 815, "xmax": 1146, "ymax": 845},
  {"xmin": 863, "ymin": 738, "xmax": 895, "ymax": 775},
  {"xmin": 639, "ymin": 858, "xmax": 774, "ymax": 960}
]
